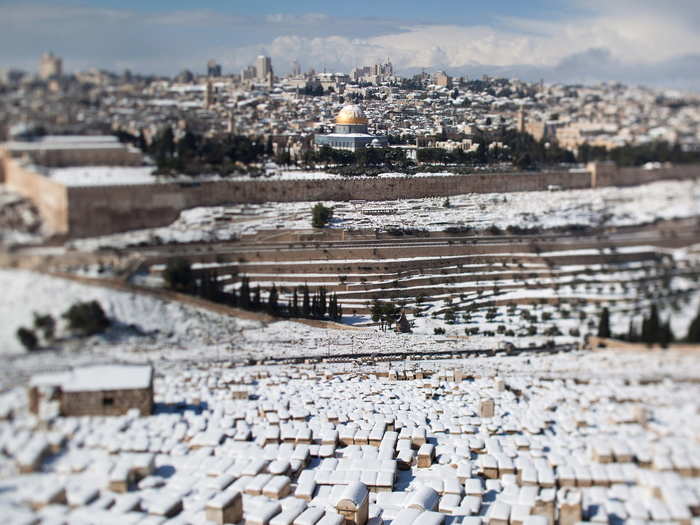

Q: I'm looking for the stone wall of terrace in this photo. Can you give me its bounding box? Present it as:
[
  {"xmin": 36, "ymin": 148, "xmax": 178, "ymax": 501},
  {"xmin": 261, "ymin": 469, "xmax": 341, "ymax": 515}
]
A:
[
  {"xmin": 147, "ymin": 235, "xmax": 672, "ymax": 270},
  {"xmin": 223, "ymin": 252, "xmax": 663, "ymax": 289}
]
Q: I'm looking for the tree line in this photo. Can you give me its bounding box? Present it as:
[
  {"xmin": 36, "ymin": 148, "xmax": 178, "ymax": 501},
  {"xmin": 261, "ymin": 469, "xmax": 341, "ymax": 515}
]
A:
[
  {"xmin": 578, "ymin": 141, "xmax": 700, "ymax": 167},
  {"xmin": 596, "ymin": 304, "xmax": 700, "ymax": 347},
  {"xmin": 163, "ymin": 258, "xmax": 343, "ymax": 321},
  {"xmin": 118, "ymin": 125, "xmax": 700, "ymax": 177},
  {"xmin": 117, "ymin": 128, "xmax": 268, "ymax": 175}
]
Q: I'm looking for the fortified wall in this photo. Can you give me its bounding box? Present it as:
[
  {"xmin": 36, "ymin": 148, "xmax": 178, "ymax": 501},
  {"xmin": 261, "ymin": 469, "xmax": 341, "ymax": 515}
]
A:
[
  {"xmin": 1, "ymin": 151, "xmax": 699, "ymax": 238},
  {"xmin": 587, "ymin": 162, "xmax": 700, "ymax": 187},
  {"xmin": 2, "ymin": 156, "xmax": 69, "ymax": 234},
  {"xmin": 65, "ymin": 170, "xmax": 592, "ymax": 237}
]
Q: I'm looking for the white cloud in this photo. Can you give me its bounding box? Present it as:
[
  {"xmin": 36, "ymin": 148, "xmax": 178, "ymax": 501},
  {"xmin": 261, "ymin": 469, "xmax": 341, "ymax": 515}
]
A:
[
  {"xmin": 265, "ymin": 13, "xmax": 330, "ymax": 25},
  {"xmin": 231, "ymin": 5, "xmax": 700, "ymax": 79}
]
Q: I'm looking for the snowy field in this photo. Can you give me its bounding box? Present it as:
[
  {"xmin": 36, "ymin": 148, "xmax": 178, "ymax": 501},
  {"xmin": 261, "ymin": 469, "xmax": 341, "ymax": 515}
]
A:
[
  {"xmin": 1, "ymin": 349, "xmax": 700, "ymax": 524},
  {"xmin": 0, "ymin": 269, "xmax": 260, "ymax": 357},
  {"xmin": 68, "ymin": 178, "xmax": 700, "ymax": 249}
]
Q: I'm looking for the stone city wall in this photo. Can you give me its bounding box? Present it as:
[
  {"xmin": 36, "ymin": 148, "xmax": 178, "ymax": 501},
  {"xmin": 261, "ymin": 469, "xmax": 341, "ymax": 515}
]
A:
[
  {"xmin": 2, "ymin": 155, "xmax": 69, "ymax": 235},
  {"xmin": 3, "ymin": 160, "xmax": 700, "ymax": 237},
  {"xmin": 65, "ymin": 170, "xmax": 590, "ymax": 237},
  {"xmin": 590, "ymin": 162, "xmax": 698, "ymax": 187}
]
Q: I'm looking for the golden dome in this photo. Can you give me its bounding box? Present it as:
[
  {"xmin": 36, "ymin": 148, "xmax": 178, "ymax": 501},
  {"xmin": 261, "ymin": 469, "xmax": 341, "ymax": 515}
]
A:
[{"xmin": 336, "ymin": 104, "xmax": 368, "ymax": 125}]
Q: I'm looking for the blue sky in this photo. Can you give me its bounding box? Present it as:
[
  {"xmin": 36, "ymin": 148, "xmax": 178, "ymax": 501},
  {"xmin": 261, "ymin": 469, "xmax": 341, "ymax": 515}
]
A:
[
  {"xmin": 56, "ymin": 0, "xmax": 582, "ymax": 25},
  {"xmin": 1, "ymin": 1, "xmax": 700, "ymax": 88}
]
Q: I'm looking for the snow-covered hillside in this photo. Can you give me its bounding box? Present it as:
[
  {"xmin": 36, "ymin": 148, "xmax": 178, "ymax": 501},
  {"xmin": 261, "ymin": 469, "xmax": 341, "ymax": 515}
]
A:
[{"xmin": 0, "ymin": 270, "xmax": 260, "ymax": 356}]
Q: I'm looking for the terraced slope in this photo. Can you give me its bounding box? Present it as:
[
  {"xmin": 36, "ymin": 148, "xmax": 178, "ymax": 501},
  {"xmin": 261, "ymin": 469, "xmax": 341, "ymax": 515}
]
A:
[{"xmin": 138, "ymin": 220, "xmax": 700, "ymax": 340}]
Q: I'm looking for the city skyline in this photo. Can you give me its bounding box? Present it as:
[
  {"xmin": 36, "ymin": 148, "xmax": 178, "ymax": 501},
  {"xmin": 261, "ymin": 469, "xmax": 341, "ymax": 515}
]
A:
[{"xmin": 1, "ymin": 1, "xmax": 700, "ymax": 88}]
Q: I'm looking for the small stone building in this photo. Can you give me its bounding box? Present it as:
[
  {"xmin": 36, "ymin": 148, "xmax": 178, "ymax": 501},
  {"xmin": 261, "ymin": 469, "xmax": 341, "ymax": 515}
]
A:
[{"xmin": 29, "ymin": 364, "xmax": 153, "ymax": 417}]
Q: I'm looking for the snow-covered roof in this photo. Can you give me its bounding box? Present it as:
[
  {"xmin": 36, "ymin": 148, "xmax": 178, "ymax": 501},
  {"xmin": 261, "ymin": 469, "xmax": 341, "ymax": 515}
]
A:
[
  {"xmin": 31, "ymin": 364, "xmax": 153, "ymax": 392},
  {"xmin": 48, "ymin": 166, "xmax": 156, "ymax": 186}
]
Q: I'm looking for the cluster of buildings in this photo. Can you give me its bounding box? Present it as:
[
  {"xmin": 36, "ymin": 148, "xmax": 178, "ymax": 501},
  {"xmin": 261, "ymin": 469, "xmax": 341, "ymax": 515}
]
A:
[
  {"xmin": 2, "ymin": 52, "xmax": 700, "ymax": 240},
  {"xmin": 518, "ymin": 84, "xmax": 700, "ymax": 152},
  {"xmin": 3, "ymin": 52, "xmax": 700, "ymax": 164},
  {"xmin": 350, "ymin": 59, "xmax": 395, "ymax": 84}
]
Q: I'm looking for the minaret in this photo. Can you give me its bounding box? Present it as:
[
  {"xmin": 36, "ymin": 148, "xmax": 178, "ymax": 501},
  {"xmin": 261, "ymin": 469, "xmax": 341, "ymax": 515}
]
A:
[
  {"xmin": 227, "ymin": 111, "xmax": 236, "ymax": 134},
  {"xmin": 517, "ymin": 106, "xmax": 526, "ymax": 133}
]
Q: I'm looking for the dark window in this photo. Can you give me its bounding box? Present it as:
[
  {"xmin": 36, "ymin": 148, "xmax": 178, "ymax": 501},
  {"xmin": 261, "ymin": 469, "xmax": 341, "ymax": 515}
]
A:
[{"xmin": 103, "ymin": 397, "xmax": 114, "ymax": 406}]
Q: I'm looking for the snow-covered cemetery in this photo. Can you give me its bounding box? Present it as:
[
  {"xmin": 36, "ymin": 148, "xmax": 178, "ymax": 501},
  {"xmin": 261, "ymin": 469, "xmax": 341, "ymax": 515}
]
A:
[{"xmin": 2, "ymin": 340, "xmax": 700, "ymax": 525}]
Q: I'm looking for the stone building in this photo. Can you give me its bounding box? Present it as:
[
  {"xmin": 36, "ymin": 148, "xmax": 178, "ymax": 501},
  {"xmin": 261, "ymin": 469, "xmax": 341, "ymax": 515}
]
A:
[
  {"xmin": 433, "ymin": 70, "xmax": 451, "ymax": 88},
  {"xmin": 256, "ymin": 55, "xmax": 273, "ymax": 83},
  {"xmin": 0, "ymin": 135, "xmax": 143, "ymax": 168},
  {"xmin": 29, "ymin": 364, "xmax": 154, "ymax": 417},
  {"xmin": 39, "ymin": 52, "xmax": 62, "ymax": 80}
]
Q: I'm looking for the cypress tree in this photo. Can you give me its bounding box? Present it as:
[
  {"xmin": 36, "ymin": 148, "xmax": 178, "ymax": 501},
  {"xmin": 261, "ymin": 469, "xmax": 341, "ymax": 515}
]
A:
[
  {"xmin": 163, "ymin": 257, "xmax": 194, "ymax": 292},
  {"xmin": 311, "ymin": 295, "xmax": 319, "ymax": 319},
  {"xmin": 302, "ymin": 285, "xmax": 311, "ymax": 317},
  {"xmin": 138, "ymin": 130, "xmax": 147, "ymax": 152},
  {"xmin": 687, "ymin": 307, "xmax": 700, "ymax": 343},
  {"xmin": 211, "ymin": 269, "xmax": 222, "ymax": 302},
  {"xmin": 268, "ymin": 284, "xmax": 279, "ymax": 314},
  {"xmin": 647, "ymin": 305, "xmax": 660, "ymax": 344},
  {"xmin": 329, "ymin": 294, "xmax": 337, "ymax": 320},
  {"xmin": 371, "ymin": 300, "xmax": 382, "ymax": 324},
  {"xmin": 252, "ymin": 286, "xmax": 261, "ymax": 309},
  {"xmin": 228, "ymin": 288, "xmax": 238, "ymax": 307},
  {"xmin": 597, "ymin": 307, "xmax": 611, "ymax": 338},
  {"xmin": 319, "ymin": 287, "xmax": 327, "ymax": 318},
  {"xmin": 239, "ymin": 277, "xmax": 250, "ymax": 309},
  {"xmin": 197, "ymin": 270, "xmax": 208, "ymax": 299},
  {"xmin": 641, "ymin": 315, "xmax": 650, "ymax": 344},
  {"xmin": 659, "ymin": 321, "xmax": 673, "ymax": 348},
  {"xmin": 627, "ymin": 319, "xmax": 637, "ymax": 342},
  {"xmin": 199, "ymin": 269, "xmax": 221, "ymax": 302}
]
